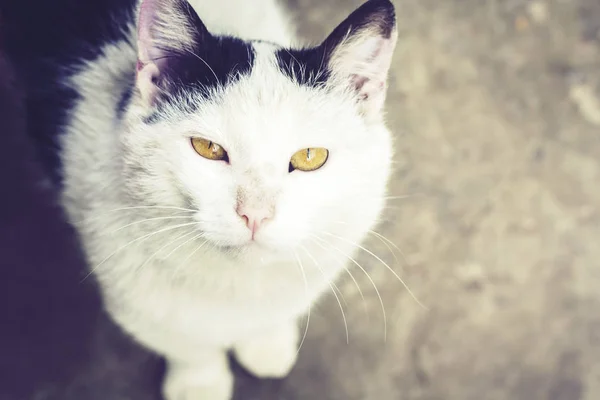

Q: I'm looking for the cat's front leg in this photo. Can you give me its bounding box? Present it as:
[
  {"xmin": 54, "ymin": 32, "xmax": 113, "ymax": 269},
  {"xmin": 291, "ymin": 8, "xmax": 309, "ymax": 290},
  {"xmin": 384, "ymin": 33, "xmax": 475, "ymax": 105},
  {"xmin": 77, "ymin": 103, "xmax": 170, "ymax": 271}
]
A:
[
  {"xmin": 163, "ymin": 350, "xmax": 233, "ymax": 400},
  {"xmin": 233, "ymin": 321, "xmax": 299, "ymax": 378}
]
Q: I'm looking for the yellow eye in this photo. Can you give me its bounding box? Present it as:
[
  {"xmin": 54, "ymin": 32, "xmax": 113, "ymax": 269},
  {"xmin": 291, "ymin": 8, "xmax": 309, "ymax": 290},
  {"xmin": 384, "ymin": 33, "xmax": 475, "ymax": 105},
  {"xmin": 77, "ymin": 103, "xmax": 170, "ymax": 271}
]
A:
[
  {"xmin": 191, "ymin": 137, "xmax": 228, "ymax": 162},
  {"xmin": 289, "ymin": 148, "xmax": 329, "ymax": 172}
]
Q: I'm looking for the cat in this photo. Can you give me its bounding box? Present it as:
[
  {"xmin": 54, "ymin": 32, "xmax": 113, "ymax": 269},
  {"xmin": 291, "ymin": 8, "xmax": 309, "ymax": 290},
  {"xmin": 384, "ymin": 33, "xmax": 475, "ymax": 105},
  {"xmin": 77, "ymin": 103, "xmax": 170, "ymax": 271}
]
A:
[{"xmin": 59, "ymin": 0, "xmax": 398, "ymax": 398}]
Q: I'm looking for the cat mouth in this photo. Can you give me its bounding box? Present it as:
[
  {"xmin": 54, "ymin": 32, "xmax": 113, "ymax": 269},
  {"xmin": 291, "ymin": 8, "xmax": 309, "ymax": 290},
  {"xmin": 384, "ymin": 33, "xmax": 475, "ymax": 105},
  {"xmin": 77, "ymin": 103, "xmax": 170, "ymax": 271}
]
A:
[
  {"xmin": 211, "ymin": 238, "xmax": 259, "ymax": 252},
  {"xmin": 220, "ymin": 240, "xmax": 267, "ymax": 252},
  {"xmin": 212, "ymin": 238, "xmax": 288, "ymax": 262}
]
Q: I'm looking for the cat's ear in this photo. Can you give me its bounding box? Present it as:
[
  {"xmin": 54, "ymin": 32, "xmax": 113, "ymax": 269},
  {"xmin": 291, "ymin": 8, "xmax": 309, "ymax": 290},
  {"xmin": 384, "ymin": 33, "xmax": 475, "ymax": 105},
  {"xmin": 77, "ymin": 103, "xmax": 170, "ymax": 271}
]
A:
[
  {"xmin": 136, "ymin": 0, "xmax": 210, "ymax": 105},
  {"xmin": 323, "ymin": 0, "xmax": 397, "ymax": 118}
]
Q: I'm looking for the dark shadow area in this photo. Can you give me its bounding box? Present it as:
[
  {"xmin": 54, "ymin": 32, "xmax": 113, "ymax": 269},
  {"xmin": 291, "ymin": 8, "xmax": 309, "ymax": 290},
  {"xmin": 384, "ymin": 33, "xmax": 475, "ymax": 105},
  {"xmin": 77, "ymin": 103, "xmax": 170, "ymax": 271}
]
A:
[
  {"xmin": 0, "ymin": 1, "xmax": 168, "ymax": 397},
  {"xmin": 0, "ymin": 32, "xmax": 166, "ymax": 400}
]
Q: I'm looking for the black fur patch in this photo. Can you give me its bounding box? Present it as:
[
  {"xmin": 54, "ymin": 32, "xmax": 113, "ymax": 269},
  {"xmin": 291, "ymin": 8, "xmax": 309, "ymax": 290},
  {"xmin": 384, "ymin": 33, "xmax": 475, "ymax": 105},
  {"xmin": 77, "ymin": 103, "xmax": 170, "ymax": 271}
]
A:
[
  {"xmin": 0, "ymin": 0, "xmax": 256, "ymax": 182},
  {"xmin": 116, "ymin": 71, "xmax": 136, "ymax": 120},
  {"xmin": 147, "ymin": 1, "xmax": 256, "ymax": 119},
  {"xmin": 275, "ymin": 47, "xmax": 331, "ymax": 87},
  {"xmin": 147, "ymin": 35, "xmax": 256, "ymax": 121},
  {"xmin": 275, "ymin": 0, "xmax": 396, "ymax": 87}
]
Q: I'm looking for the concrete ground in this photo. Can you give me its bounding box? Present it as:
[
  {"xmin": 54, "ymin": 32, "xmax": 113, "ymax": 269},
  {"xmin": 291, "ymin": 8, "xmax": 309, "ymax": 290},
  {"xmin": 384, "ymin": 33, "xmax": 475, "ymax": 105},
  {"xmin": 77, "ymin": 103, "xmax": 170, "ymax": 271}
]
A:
[{"xmin": 234, "ymin": 0, "xmax": 600, "ymax": 399}]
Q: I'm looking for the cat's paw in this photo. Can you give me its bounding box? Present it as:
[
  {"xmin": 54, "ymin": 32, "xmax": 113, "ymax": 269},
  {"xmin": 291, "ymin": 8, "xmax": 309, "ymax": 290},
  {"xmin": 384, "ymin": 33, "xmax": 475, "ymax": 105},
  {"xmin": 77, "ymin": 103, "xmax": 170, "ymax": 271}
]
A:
[
  {"xmin": 233, "ymin": 322, "xmax": 299, "ymax": 378},
  {"xmin": 163, "ymin": 356, "xmax": 233, "ymax": 400}
]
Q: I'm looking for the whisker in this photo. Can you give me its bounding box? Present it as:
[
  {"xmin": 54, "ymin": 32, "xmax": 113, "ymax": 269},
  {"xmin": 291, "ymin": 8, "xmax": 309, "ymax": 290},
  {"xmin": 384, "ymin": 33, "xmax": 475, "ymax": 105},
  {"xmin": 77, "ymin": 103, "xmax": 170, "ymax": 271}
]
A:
[
  {"xmin": 293, "ymin": 251, "xmax": 311, "ymax": 356},
  {"xmin": 320, "ymin": 231, "xmax": 428, "ymax": 310},
  {"xmin": 331, "ymin": 221, "xmax": 407, "ymax": 271},
  {"xmin": 283, "ymin": 48, "xmax": 301, "ymax": 66},
  {"xmin": 171, "ymin": 235, "xmax": 210, "ymax": 279},
  {"xmin": 74, "ymin": 205, "xmax": 197, "ymax": 224},
  {"xmin": 161, "ymin": 232, "xmax": 206, "ymax": 267},
  {"xmin": 107, "ymin": 215, "xmax": 195, "ymax": 235},
  {"xmin": 81, "ymin": 222, "xmax": 198, "ymax": 283},
  {"xmin": 299, "ymin": 245, "xmax": 347, "ymax": 308},
  {"xmin": 332, "ymin": 285, "xmax": 348, "ymax": 307},
  {"xmin": 310, "ymin": 234, "xmax": 387, "ymax": 342},
  {"xmin": 368, "ymin": 229, "xmax": 409, "ymax": 267},
  {"xmin": 135, "ymin": 229, "xmax": 198, "ymax": 274},
  {"xmin": 298, "ymin": 246, "xmax": 349, "ymax": 345},
  {"xmin": 184, "ymin": 48, "xmax": 219, "ymax": 83},
  {"xmin": 307, "ymin": 237, "xmax": 365, "ymax": 316}
]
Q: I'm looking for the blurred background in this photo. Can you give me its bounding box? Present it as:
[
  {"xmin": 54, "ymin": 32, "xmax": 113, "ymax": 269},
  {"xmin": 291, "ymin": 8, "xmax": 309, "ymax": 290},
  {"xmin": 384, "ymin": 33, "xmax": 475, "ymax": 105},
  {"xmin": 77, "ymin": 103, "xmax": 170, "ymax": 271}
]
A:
[
  {"xmin": 1, "ymin": 0, "xmax": 599, "ymax": 399},
  {"xmin": 279, "ymin": 0, "xmax": 600, "ymax": 399}
]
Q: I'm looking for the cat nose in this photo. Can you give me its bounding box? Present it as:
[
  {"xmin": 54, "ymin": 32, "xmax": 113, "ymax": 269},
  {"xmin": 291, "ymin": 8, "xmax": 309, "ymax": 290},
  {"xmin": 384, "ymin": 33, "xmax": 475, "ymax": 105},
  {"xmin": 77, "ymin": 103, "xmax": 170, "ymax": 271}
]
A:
[{"xmin": 236, "ymin": 205, "xmax": 273, "ymax": 239}]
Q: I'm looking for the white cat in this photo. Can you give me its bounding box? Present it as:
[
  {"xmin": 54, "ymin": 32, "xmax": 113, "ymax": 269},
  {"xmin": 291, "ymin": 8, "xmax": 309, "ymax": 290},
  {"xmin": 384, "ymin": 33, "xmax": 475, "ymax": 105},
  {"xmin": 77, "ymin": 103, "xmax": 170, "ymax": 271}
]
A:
[{"xmin": 60, "ymin": 0, "xmax": 398, "ymax": 398}]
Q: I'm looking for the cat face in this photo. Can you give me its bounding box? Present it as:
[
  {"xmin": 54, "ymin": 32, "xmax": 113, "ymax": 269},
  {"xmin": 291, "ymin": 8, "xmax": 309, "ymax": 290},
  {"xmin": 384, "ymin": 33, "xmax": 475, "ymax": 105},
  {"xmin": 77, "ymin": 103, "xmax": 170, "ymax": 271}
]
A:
[{"xmin": 122, "ymin": 0, "xmax": 397, "ymax": 262}]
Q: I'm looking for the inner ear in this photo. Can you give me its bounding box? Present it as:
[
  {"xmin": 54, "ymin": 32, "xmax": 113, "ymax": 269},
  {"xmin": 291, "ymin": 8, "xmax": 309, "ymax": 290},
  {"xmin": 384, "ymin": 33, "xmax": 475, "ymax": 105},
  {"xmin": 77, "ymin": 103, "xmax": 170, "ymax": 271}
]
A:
[
  {"xmin": 137, "ymin": 62, "xmax": 161, "ymax": 106},
  {"xmin": 135, "ymin": 0, "xmax": 211, "ymax": 105},
  {"xmin": 321, "ymin": 0, "xmax": 398, "ymax": 117}
]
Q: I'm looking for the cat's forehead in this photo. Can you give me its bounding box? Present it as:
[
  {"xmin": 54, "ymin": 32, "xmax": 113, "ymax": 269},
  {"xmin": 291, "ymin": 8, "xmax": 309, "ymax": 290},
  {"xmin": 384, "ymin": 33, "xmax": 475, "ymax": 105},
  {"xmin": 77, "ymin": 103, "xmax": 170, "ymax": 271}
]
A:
[
  {"xmin": 190, "ymin": 43, "xmax": 344, "ymax": 141},
  {"xmin": 157, "ymin": 38, "xmax": 329, "ymax": 107},
  {"xmin": 225, "ymin": 42, "xmax": 328, "ymax": 104},
  {"xmin": 153, "ymin": 38, "xmax": 360, "ymax": 156}
]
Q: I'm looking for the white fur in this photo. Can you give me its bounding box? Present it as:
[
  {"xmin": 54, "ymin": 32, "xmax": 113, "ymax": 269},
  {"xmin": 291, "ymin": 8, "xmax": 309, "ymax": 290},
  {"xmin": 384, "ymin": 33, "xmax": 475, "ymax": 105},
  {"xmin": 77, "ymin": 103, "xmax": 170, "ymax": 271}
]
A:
[
  {"xmin": 329, "ymin": 25, "xmax": 399, "ymax": 119},
  {"xmin": 61, "ymin": 1, "xmax": 394, "ymax": 399}
]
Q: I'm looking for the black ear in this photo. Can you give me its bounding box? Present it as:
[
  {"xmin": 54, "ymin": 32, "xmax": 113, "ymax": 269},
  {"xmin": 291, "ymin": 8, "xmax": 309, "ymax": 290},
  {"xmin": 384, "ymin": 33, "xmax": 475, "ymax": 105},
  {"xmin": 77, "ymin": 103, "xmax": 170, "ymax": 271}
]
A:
[
  {"xmin": 135, "ymin": 0, "xmax": 211, "ymax": 105},
  {"xmin": 322, "ymin": 0, "xmax": 397, "ymax": 117}
]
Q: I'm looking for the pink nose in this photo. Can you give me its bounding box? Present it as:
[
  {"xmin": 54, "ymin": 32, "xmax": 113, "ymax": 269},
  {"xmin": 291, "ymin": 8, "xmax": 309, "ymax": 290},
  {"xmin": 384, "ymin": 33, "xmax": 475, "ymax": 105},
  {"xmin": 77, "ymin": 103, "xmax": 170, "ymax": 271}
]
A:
[{"xmin": 236, "ymin": 205, "xmax": 272, "ymax": 239}]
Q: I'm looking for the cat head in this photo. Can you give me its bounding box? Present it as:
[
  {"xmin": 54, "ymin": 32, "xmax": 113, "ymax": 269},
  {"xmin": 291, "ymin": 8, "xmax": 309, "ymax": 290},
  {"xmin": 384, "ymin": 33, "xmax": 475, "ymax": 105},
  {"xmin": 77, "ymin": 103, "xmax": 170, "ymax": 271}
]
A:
[{"xmin": 122, "ymin": 0, "xmax": 397, "ymax": 262}]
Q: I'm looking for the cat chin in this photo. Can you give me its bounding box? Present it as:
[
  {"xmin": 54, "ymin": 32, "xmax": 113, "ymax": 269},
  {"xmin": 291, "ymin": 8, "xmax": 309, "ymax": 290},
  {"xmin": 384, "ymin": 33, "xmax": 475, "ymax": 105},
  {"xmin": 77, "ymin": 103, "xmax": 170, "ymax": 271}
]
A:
[{"xmin": 210, "ymin": 239, "xmax": 294, "ymax": 264}]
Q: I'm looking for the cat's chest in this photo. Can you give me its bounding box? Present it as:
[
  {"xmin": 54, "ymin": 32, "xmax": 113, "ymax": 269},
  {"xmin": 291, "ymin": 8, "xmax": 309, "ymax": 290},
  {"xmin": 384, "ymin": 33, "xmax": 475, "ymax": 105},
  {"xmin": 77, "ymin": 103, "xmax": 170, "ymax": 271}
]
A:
[{"xmin": 100, "ymin": 255, "xmax": 312, "ymax": 346}]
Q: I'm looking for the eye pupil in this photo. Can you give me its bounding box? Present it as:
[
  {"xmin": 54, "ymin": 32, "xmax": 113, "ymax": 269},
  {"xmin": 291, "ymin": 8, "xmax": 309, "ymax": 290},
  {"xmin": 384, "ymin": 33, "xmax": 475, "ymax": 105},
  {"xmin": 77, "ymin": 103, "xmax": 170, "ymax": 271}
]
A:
[
  {"xmin": 289, "ymin": 147, "xmax": 329, "ymax": 173},
  {"xmin": 191, "ymin": 138, "xmax": 228, "ymax": 162}
]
